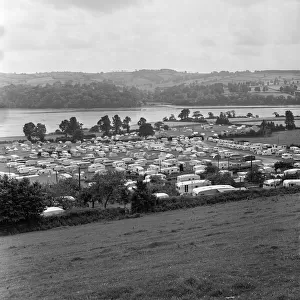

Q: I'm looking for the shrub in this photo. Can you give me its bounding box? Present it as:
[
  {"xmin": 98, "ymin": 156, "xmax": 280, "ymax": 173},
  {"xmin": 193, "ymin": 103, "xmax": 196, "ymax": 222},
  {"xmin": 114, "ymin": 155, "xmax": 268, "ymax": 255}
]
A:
[
  {"xmin": 0, "ymin": 176, "xmax": 46, "ymax": 225},
  {"xmin": 0, "ymin": 207, "xmax": 130, "ymax": 235}
]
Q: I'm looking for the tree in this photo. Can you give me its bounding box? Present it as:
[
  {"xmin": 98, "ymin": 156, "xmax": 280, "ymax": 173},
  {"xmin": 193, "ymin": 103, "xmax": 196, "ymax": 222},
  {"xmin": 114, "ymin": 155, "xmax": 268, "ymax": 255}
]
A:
[
  {"xmin": 72, "ymin": 129, "xmax": 84, "ymax": 141},
  {"xmin": 97, "ymin": 115, "xmax": 111, "ymax": 136},
  {"xmin": 89, "ymin": 171, "xmax": 126, "ymax": 209},
  {"xmin": 154, "ymin": 121, "xmax": 164, "ymax": 131},
  {"xmin": 68, "ymin": 117, "xmax": 81, "ymax": 135},
  {"xmin": 122, "ymin": 116, "xmax": 131, "ymax": 133},
  {"xmin": 0, "ymin": 176, "xmax": 45, "ymax": 224},
  {"xmin": 259, "ymin": 120, "xmax": 272, "ymax": 136},
  {"xmin": 273, "ymin": 112, "xmax": 279, "ymax": 117},
  {"xmin": 263, "ymin": 86, "xmax": 268, "ymax": 92},
  {"xmin": 137, "ymin": 117, "xmax": 147, "ymax": 126},
  {"xmin": 231, "ymin": 110, "xmax": 236, "ymax": 118},
  {"xmin": 215, "ymin": 112, "xmax": 230, "ymax": 125},
  {"xmin": 245, "ymin": 165, "xmax": 264, "ymax": 184},
  {"xmin": 112, "ymin": 114, "xmax": 122, "ymax": 135},
  {"xmin": 131, "ymin": 180, "xmax": 155, "ymax": 213},
  {"xmin": 59, "ymin": 120, "xmax": 70, "ymax": 137},
  {"xmin": 285, "ymin": 110, "xmax": 295, "ymax": 130},
  {"xmin": 246, "ymin": 112, "xmax": 253, "ymax": 118},
  {"xmin": 169, "ymin": 114, "xmax": 176, "ymax": 121},
  {"xmin": 116, "ymin": 186, "xmax": 132, "ymax": 210},
  {"xmin": 35, "ymin": 123, "xmax": 46, "ymax": 141},
  {"xmin": 254, "ymin": 87, "xmax": 261, "ymax": 92},
  {"xmin": 23, "ymin": 122, "xmax": 36, "ymax": 141},
  {"xmin": 162, "ymin": 116, "xmax": 168, "ymax": 122},
  {"xmin": 226, "ymin": 111, "xmax": 232, "ymax": 118},
  {"xmin": 208, "ymin": 112, "xmax": 214, "ymax": 119},
  {"xmin": 192, "ymin": 111, "xmax": 203, "ymax": 119},
  {"xmin": 204, "ymin": 163, "xmax": 219, "ymax": 175},
  {"xmin": 138, "ymin": 123, "xmax": 155, "ymax": 138},
  {"xmin": 89, "ymin": 125, "xmax": 99, "ymax": 132},
  {"xmin": 163, "ymin": 124, "xmax": 169, "ymax": 131},
  {"xmin": 178, "ymin": 108, "xmax": 190, "ymax": 120}
]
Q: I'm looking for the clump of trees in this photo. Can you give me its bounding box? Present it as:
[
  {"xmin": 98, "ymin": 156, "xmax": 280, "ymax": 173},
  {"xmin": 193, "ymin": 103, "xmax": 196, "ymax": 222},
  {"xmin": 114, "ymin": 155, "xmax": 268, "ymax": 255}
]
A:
[
  {"xmin": 23, "ymin": 122, "xmax": 47, "ymax": 141},
  {"xmin": 215, "ymin": 112, "xmax": 230, "ymax": 125},
  {"xmin": 285, "ymin": 110, "xmax": 296, "ymax": 130},
  {"xmin": 59, "ymin": 117, "xmax": 84, "ymax": 141},
  {"xmin": 138, "ymin": 123, "xmax": 155, "ymax": 138},
  {"xmin": 0, "ymin": 82, "xmax": 144, "ymax": 108},
  {"xmin": 0, "ymin": 176, "xmax": 45, "ymax": 225},
  {"xmin": 245, "ymin": 166, "xmax": 265, "ymax": 185}
]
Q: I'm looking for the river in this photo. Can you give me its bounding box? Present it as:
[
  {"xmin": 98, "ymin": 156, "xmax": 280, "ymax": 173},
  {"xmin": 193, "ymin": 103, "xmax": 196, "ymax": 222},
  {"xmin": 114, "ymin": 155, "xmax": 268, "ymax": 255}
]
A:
[{"xmin": 1, "ymin": 105, "xmax": 300, "ymax": 137}]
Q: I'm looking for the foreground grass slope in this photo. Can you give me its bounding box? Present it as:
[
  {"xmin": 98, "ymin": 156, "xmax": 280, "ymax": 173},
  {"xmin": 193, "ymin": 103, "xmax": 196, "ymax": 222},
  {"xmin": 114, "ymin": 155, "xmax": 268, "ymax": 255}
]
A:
[{"xmin": 0, "ymin": 195, "xmax": 299, "ymax": 300}]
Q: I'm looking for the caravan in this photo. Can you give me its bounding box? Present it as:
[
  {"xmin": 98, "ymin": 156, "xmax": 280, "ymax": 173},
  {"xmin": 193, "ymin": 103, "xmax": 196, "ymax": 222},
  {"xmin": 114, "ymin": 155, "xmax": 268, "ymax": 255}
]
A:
[
  {"xmin": 283, "ymin": 179, "xmax": 300, "ymax": 187},
  {"xmin": 263, "ymin": 179, "xmax": 282, "ymax": 189},
  {"xmin": 192, "ymin": 185, "xmax": 236, "ymax": 196},
  {"xmin": 177, "ymin": 174, "xmax": 200, "ymax": 183},
  {"xmin": 160, "ymin": 166, "xmax": 179, "ymax": 175},
  {"xmin": 176, "ymin": 179, "xmax": 211, "ymax": 195}
]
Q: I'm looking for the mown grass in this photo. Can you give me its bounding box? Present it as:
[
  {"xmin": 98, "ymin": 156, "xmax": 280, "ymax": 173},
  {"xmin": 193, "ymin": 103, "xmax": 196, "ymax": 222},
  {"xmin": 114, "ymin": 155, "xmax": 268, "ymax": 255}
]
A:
[{"xmin": 0, "ymin": 194, "xmax": 299, "ymax": 299}]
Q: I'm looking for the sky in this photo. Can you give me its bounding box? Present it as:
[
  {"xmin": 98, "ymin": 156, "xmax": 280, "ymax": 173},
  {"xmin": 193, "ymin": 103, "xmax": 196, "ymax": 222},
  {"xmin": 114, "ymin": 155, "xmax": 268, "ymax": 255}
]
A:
[{"xmin": 1, "ymin": 0, "xmax": 300, "ymax": 73}]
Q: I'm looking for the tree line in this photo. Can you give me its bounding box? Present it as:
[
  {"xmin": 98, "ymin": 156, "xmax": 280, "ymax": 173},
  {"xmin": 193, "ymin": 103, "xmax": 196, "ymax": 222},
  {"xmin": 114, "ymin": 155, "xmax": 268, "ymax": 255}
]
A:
[
  {"xmin": 1, "ymin": 81, "xmax": 300, "ymax": 108},
  {"xmin": 23, "ymin": 115, "xmax": 158, "ymax": 142},
  {"xmin": 0, "ymin": 81, "xmax": 148, "ymax": 108}
]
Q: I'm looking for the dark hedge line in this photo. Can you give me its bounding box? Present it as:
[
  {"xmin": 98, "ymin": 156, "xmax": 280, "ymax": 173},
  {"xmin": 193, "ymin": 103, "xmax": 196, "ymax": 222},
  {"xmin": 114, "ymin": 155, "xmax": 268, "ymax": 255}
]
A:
[
  {"xmin": 0, "ymin": 207, "xmax": 140, "ymax": 236},
  {"xmin": 2, "ymin": 186, "xmax": 300, "ymax": 235},
  {"xmin": 154, "ymin": 186, "xmax": 300, "ymax": 212}
]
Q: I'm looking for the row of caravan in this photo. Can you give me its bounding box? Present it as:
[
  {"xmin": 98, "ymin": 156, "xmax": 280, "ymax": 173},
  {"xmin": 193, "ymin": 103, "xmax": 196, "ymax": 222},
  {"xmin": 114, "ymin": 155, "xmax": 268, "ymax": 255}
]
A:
[
  {"xmin": 263, "ymin": 179, "xmax": 300, "ymax": 189},
  {"xmin": 175, "ymin": 174, "xmax": 237, "ymax": 195}
]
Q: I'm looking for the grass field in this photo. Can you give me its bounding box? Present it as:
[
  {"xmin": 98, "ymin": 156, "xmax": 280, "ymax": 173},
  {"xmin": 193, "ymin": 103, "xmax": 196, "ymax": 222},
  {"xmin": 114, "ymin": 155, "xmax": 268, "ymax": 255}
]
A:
[
  {"xmin": 233, "ymin": 130, "xmax": 300, "ymax": 146},
  {"xmin": 1, "ymin": 195, "xmax": 299, "ymax": 299}
]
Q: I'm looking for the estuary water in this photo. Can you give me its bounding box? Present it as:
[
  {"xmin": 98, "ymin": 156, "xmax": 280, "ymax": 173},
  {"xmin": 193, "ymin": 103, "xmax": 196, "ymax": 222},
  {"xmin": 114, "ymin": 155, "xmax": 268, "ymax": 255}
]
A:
[{"xmin": 0, "ymin": 105, "xmax": 300, "ymax": 137}]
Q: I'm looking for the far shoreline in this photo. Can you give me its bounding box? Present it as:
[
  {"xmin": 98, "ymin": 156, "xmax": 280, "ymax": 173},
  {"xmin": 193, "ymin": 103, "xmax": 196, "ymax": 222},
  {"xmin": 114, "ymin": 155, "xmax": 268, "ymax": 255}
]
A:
[{"xmin": 1, "ymin": 104, "xmax": 300, "ymax": 111}]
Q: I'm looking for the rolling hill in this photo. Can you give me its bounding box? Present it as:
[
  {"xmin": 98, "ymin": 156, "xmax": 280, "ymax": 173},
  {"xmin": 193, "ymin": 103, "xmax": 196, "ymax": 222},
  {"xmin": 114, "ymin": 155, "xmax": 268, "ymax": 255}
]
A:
[{"xmin": 1, "ymin": 69, "xmax": 300, "ymax": 91}]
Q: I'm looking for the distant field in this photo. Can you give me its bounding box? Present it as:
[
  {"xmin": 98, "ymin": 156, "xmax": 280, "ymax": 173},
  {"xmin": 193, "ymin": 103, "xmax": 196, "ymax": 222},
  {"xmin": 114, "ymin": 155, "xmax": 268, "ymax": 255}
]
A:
[
  {"xmin": 249, "ymin": 91, "xmax": 290, "ymax": 97},
  {"xmin": 233, "ymin": 129, "xmax": 300, "ymax": 146},
  {"xmin": 1, "ymin": 195, "xmax": 299, "ymax": 299}
]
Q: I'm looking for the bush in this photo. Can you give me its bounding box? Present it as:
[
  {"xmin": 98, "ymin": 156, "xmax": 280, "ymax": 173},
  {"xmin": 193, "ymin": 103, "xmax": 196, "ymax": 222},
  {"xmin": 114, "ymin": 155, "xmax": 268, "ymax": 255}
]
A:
[
  {"xmin": 0, "ymin": 207, "xmax": 131, "ymax": 236},
  {"xmin": 0, "ymin": 176, "xmax": 46, "ymax": 225}
]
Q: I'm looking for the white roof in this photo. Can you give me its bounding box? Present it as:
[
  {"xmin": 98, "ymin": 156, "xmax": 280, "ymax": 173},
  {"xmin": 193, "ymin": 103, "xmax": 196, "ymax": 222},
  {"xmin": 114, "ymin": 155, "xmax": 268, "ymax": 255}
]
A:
[
  {"xmin": 193, "ymin": 185, "xmax": 235, "ymax": 193},
  {"xmin": 42, "ymin": 207, "xmax": 64, "ymax": 216},
  {"xmin": 176, "ymin": 179, "xmax": 210, "ymax": 187}
]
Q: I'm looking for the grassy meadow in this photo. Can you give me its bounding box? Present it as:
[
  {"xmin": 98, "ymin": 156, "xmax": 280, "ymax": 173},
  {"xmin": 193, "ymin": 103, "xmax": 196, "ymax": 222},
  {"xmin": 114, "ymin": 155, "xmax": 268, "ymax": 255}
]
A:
[
  {"xmin": 1, "ymin": 195, "xmax": 299, "ymax": 300},
  {"xmin": 233, "ymin": 129, "xmax": 300, "ymax": 146}
]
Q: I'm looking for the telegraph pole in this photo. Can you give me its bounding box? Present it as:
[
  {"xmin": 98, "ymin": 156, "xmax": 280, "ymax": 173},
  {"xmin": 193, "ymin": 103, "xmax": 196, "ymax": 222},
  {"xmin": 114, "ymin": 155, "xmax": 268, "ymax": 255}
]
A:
[
  {"xmin": 78, "ymin": 166, "xmax": 81, "ymax": 190},
  {"xmin": 250, "ymin": 157, "xmax": 253, "ymax": 182}
]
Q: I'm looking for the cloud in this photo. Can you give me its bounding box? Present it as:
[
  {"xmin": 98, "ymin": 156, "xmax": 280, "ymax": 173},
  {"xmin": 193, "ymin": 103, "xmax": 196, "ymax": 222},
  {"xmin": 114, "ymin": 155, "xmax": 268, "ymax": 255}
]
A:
[
  {"xmin": 200, "ymin": 38, "xmax": 216, "ymax": 47},
  {"xmin": 38, "ymin": 0, "xmax": 142, "ymax": 13},
  {"xmin": 234, "ymin": 30, "xmax": 267, "ymax": 47},
  {"xmin": 227, "ymin": 0, "xmax": 268, "ymax": 7},
  {"xmin": 232, "ymin": 47, "xmax": 260, "ymax": 57},
  {"xmin": 0, "ymin": 26, "xmax": 4, "ymax": 37}
]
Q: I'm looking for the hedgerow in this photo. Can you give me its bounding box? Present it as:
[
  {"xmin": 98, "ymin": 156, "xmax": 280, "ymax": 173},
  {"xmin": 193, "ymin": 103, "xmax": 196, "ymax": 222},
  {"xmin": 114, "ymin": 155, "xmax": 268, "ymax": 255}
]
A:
[
  {"xmin": 2, "ymin": 186, "xmax": 300, "ymax": 235},
  {"xmin": 0, "ymin": 207, "xmax": 137, "ymax": 236}
]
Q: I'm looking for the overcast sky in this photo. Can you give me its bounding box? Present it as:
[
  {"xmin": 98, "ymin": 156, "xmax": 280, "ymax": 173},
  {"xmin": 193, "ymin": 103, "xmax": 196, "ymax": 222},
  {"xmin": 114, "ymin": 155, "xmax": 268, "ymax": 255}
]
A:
[{"xmin": 1, "ymin": 0, "xmax": 300, "ymax": 73}]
